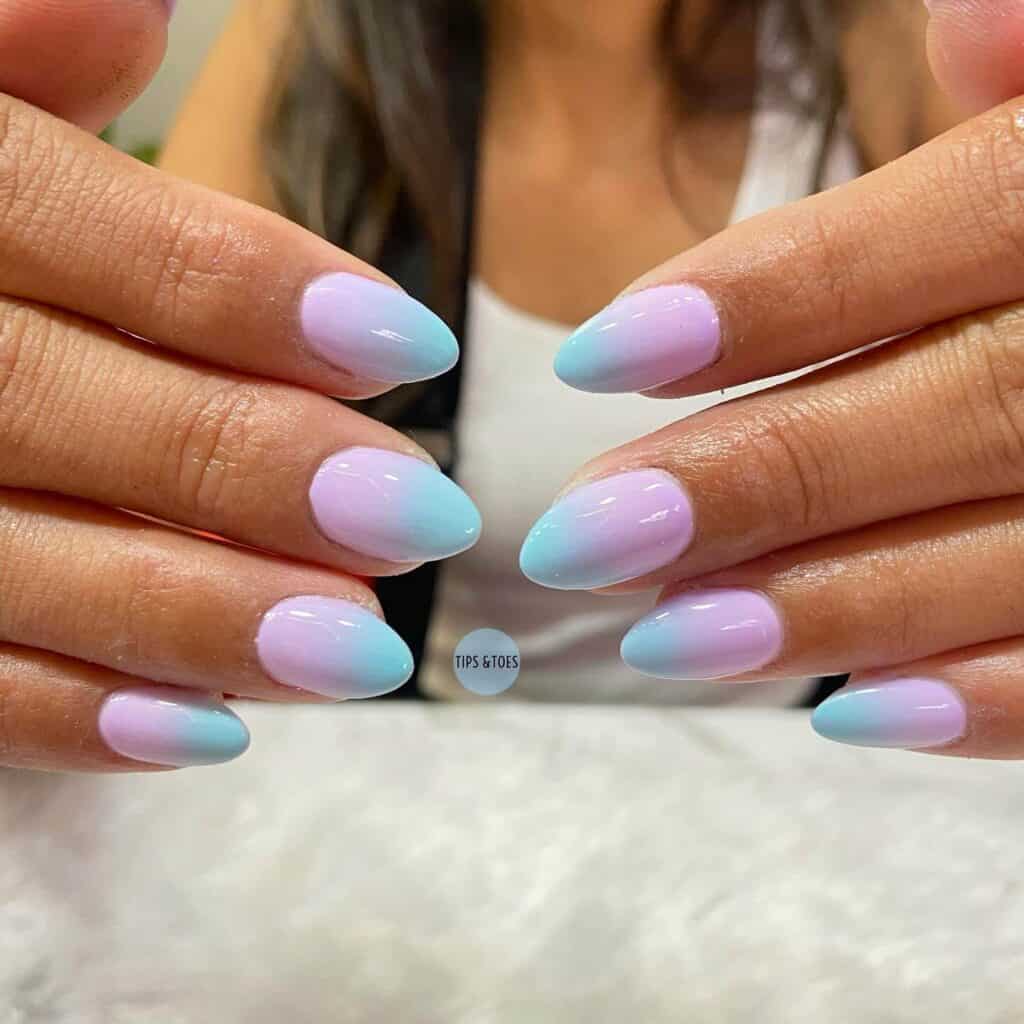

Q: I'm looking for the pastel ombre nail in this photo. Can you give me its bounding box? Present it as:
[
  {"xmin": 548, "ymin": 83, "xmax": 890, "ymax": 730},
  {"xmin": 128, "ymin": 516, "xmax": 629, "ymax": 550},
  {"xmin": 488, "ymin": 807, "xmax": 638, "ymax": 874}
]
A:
[
  {"xmin": 812, "ymin": 678, "xmax": 967, "ymax": 750},
  {"xmin": 620, "ymin": 588, "xmax": 783, "ymax": 680},
  {"xmin": 98, "ymin": 686, "xmax": 250, "ymax": 768},
  {"xmin": 310, "ymin": 447, "xmax": 481, "ymax": 562},
  {"xmin": 520, "ymin": 470, "xmax": 693, "ymax": 590},
  {"xmin": 554, "ymin": 284, "xmax": 721, "ymax": 394},
  {"xmin": 257, "ymin": 596, "xmax": 414, "ymax": 699},
  {"xmin": 300, "ymin": 273, "xmax": 459, "ymax": 383}
]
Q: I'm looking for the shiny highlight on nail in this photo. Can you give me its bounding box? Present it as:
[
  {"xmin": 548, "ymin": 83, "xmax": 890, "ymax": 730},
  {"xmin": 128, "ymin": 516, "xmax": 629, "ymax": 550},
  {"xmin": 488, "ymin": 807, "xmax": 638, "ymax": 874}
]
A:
[
  {"xmin": 300, "ymin": 273, "xmax": 459, "ymax": 383},
  {"xmin": 98, "ymin": 686, "xmax": 250, "ymax": 768},
  {"xmin": 257, "ymin": 596, "xmax": 414, "ymax": 699},
  {"xmin": 309, "ymin": 447, "xmax": 481, "ymax": 563},
  {"xmin": 620, "ymin": 588, "xmax": 783, "ymax": 680},
  {"xmin": 520, "ymin": 469, "xmax": 693, "ymax": 590},
  {"xmin": 555, "ymin": 284, "xmax": 721, "ymax": 394},
  {"xmin": 812, "ymin": 677, "xmax": 967, "ymax": 750}
]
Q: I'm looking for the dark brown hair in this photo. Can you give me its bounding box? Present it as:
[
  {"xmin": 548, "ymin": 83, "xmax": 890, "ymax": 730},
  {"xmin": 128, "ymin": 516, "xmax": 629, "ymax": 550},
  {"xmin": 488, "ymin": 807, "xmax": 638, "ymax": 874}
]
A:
[{"xmin": 266, "ymin": 0, "xmax": 843, "ymax": 322}]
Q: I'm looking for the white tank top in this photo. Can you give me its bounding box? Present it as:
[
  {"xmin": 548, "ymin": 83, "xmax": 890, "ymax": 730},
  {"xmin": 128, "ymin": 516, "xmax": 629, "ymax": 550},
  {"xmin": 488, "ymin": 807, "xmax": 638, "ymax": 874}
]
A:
[{"xmin": 421, "ymin": 19, "xmax": 862, "ymax": 703}]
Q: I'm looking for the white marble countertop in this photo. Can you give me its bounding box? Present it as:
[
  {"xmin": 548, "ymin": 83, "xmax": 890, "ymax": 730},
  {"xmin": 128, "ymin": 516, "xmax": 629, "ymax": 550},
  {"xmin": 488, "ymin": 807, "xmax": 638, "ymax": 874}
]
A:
[{"xmin": 2, "ymin": 703, "xmax": 1022, "ymax": 1022}]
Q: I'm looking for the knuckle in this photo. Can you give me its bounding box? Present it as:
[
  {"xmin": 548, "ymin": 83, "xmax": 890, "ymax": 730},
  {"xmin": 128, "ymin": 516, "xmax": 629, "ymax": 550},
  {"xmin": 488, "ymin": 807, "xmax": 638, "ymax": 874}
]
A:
[
  {"xmin": 166, "ymin": 380, "xmax": 267, "ymax": 522},
  {"xmin": 928, "ymin": 307, "xmax": 1024, "ymax": 488},
  {"xmin": 952, "ymin": 109, "xmax": 1024, "ymax": 263},
  {"xmin": 0, "ymin": 303, "xmax": 58, "ymax": 453},
  {"xmin": 734, "ymin": 405, "xmax": 838, "ymax": 534},
  {"xmin": 0, "ymin": 97, "xmax": 68, "ymax": 244},
  {"xmin": 131, "ymin": 187, "xmax": 240, "ymax": 332}
]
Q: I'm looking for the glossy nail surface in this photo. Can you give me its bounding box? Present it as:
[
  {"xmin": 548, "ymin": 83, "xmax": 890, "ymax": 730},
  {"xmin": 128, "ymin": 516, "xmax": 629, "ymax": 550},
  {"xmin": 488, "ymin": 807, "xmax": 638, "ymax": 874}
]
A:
[
  {"xmin": 621, "ymin": 588, "xmax": 783, "ymax": 680},
  {"xmin": 300, "ymin": 273, "xmax": 459, "ymax": 383},
  {"xmin": 555, "ymin": 284, "xmax": 721, "ymax": 393},
  {"xmin": 310, "ymin": 448, "xmax": 481, "ymax": 562},
  {"xmin": 257, "ymin": 596, "xmax": 414, "ymax": 699},
  {"xmin": 520, "ymin": 470, "xmax": 693, "ymax": 590},
  {"xmin": 812, "ymin": 678, "xmax": 967, "ymax": 750},
  {"xmin": 99, "ymin": 686, "xmax": 250, "ymax": 768}
]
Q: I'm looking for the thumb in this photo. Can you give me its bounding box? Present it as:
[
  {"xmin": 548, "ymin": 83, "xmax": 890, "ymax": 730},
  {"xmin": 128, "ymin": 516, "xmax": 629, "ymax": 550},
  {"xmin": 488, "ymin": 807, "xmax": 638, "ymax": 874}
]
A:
[
  {"xmin": 926, "ymin": 0, "xmax": 1024, "ymax": 114},
  {"xmin": 0, "ymin": 0, "xmax": 171, "ymax": 132}
]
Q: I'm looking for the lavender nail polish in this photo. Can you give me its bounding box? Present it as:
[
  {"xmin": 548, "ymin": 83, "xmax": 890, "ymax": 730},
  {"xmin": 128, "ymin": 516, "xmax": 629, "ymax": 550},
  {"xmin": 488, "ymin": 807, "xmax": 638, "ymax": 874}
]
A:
[
  {"xmin": 310, "ymin": 447, "xmax": 481, "ymax": 563},
  {"xmin": 300, "ymin": 273, "xmax": 459, "ymax": 383},
  {"xmin": 519, "ymin": 470, "xmax": 694, "ymax": 590},
  {"xmin": 257, "ymin": 596, "xmax": 414, "ymax": 699},
  {"xmin": 98, "ymin": 686, "xmax": 250, "ymax": 768},
  {"xmin": 812, "ymin": 678, "xmax": 967, "ymax": 750},
  {"xmin": 554, "ymin": 284, "xmax": 721, "ymax": 393},
  {"xmin": 620, "ymin": 588, "xmax": 783, "ymax": 680}
]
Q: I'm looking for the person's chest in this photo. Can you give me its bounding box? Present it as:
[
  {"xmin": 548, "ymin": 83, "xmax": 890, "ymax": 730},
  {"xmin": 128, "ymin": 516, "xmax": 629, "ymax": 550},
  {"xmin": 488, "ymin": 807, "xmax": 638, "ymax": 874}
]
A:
[{"xmin": 474, "ymin": 110, "xmax": 752, "ymax": 325}]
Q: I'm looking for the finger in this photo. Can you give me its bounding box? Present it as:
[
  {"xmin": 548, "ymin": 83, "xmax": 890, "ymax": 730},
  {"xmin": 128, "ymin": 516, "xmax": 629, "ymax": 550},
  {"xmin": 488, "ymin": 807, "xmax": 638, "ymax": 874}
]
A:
[
  {"xmin": 0, "ymin": 490, "xmax": 416, "ymax": 703},
  {"xmin": 523, "ymin": 305, "xmax": 1024, "ymax": 592},
  {"xmin": 552, "ymin": 98, "xmax": 1024, "ymax": 397},
  {"xmin": 812, "ymin": 638, "xmax": 1024, "ymax": 760},
  {"xmin": 0, "ymin": 0, "xmax": 169, "ymax": 132},
  {"xmin": 617, "ymin": 496, "xmax": 1024, "ymax": 685},
  {"xmin": 0, "ymin": 646, "xmax": 250, "ymax": 773},
  {"xmin": 926, "ymin": 0, "xmax": 1024, "ymax": 115},
  {"xmin": 0, "ymin": 94, "xmax": 458, "ymax": 398},
  {"xmin": 0, "ymin": 302, "xmax": 480, "ymax": 575}
]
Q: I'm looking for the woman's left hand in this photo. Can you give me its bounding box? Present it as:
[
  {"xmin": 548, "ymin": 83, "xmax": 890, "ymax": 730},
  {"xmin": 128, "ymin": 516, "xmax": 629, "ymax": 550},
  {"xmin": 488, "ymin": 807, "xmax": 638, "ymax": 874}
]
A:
[{"xmin": 520, "ymin": 7, "xmax": 1024, "ymax": 759}]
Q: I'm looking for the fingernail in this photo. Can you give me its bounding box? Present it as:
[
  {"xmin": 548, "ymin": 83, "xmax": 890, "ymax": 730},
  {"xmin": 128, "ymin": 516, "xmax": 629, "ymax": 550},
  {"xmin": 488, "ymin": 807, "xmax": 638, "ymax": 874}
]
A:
[
  {"xmin": 520, "ymin": 470, "xmax": 693, "ymax": 590},
  {"xmin": 812, "ymin": 678, "xmax": 967, "ymax": 750},
  {"xmin": 300, "ymin": 273, "xmax": 459, "ymax": 383},
  {"xmin": 620, "ymin": 588, "xmax": 782, "ymax": 680},
  {"xmin": 257, "ymin": 596, "xmax": 414, "ymax": 699},
  {"xmin": 554, "ymin": 284, "xmax": 721, "ymax": 393},
  {"xmin": 310, "ymin": 447, "xmax": 481, "ymax": 563},
  {"xmin": 98, "ymin": 686, "xmax": 250, "ymax": 768}
]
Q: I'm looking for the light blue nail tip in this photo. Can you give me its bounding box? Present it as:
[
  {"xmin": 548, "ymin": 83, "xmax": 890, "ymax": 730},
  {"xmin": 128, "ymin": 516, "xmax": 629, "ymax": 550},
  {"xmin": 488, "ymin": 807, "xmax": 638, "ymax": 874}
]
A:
[
  {"xmin": 183, "ymin": 707, "xmax": 252, "ymax": 764},
  {"xmin": 410, "ymin": 473, "xmax": 483, "ymax": 560}
]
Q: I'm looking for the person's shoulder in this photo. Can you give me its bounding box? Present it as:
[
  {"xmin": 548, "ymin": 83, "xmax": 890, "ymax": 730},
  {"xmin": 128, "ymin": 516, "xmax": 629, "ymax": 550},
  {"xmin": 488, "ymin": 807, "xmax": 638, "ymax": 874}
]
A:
[
  {"xmin": 158, "ymin": 0, "xmax": 299, "ymax": 208},
  {"xmin": 841, "ymin": 0, "xmax": 962, "ymax": 169}
]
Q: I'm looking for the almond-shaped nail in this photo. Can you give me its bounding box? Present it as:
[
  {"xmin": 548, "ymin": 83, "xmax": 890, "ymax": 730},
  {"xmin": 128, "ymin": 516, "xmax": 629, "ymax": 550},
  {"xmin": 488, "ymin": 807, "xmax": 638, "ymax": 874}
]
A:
[
  {"xmin": 98, "ymin": 686, "xmax": 250, "ymax": 768},
  {"xmin": 520, "ymin": 469, "xmax": 693, "ymax": 590},
  {"xmin": 812, "ymin": 678, "xmax": 967, "ymax": 750},
  {"xmin": 257, "ymin": 596, "xmax": 414, "ymax": 699},
  {"xmin": 620, "ymin": 588, "xmax": 783, "ymax": 680},
  {"xmin": 310, "ymin": 447, "xmax": 481, "ymax": 563},
  {"xmin": 300, "ymin": 273, "xmax": 459, "ymax": 383},
  {"xmin": 554, "ymin": 284, "xmax": 721, "ymax": 393}
]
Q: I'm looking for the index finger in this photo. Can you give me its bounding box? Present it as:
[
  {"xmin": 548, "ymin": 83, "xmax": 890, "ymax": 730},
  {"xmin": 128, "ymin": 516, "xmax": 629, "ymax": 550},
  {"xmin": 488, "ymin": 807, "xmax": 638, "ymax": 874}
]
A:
[
  {"xmin": 0, "ymin": 94, "xmax": 458, "ymax": 399},
  {"xmin": 553, "ymin": 98, "xmax": 1024, "ymax": 397}
]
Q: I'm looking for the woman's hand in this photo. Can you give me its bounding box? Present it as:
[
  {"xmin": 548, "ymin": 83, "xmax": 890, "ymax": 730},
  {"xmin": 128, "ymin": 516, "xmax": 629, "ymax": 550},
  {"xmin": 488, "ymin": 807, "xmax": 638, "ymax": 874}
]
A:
[
  {"xmin": 521, "ymin": 4, "xmax": 1024, "ymax": 759},
  {"xmin": 0, "ymin": 1, "xmax": 479, "ymax": 772}
]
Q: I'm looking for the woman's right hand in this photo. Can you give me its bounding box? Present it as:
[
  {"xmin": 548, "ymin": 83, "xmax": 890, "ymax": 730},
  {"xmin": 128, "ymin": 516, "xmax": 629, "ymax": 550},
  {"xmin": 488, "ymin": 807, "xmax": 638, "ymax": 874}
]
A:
[{"xmin": 0, "ymin": 0, "xmax": 479, "ymax": 773}]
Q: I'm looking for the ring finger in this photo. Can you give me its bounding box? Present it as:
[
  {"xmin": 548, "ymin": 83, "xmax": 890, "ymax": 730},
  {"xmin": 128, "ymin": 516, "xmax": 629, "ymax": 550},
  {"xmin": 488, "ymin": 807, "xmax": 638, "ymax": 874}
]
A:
[
  {"xmin": 617, "ymin": 495, "xmax": 1024, "ymax": 684},
  {"xmin": 0, "ymin": 490, "xmax": 416, "ymax": 704}
]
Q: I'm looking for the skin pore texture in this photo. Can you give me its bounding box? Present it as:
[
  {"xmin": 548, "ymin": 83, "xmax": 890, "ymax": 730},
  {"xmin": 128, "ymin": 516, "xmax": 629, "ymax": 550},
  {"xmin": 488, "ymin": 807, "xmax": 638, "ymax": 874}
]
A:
[{"xmin": 11, "ymin": 0, "xmax": 1024, "ymax": 770}]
